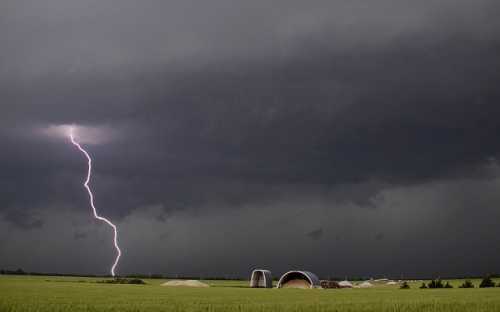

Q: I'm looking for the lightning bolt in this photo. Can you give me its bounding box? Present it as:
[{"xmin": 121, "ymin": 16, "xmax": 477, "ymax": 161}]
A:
[{"xmin": 69, "ymin": 128, "xmax": 122, "ymax": 277}]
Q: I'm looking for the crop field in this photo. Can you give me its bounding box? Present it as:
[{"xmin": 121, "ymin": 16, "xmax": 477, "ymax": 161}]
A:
[{"xmin": 1, "ymin": 275, "xmax": 500, "ymax": 312}]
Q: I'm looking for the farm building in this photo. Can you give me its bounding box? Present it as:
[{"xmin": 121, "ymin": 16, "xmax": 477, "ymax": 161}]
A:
[
  {"xmin": 277, "ymin": 271, "xmax": 320, "ymax": 289},
  {"xmin": 320, "ymin": 280, "xmax": 340, "ymax": 289},
  {"xmin": 338, "ymin": 280, "xmax": 353, "ymax": 288},
  {"xmin": 249, "ymin": 269, "xmax": 273, "ymax": 288}
]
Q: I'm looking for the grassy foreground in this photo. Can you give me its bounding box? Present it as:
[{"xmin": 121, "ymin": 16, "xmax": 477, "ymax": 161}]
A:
[{"xmin": 1, "ymin": 275, "xmax": 500, "ymax": 312}]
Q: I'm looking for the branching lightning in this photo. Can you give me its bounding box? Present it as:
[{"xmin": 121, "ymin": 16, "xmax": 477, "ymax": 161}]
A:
[{"xmin": 69, "ymin": 128, "xmax": 122, "ymax": 277}]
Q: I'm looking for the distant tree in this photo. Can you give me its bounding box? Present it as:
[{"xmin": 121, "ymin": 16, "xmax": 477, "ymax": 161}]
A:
[
  {"xmin": 0, "ymin": 269, "xmax": 4, "ymax": 275},
  {"xmin": 400, "ymin": 281, "xmax": 410, "ymax": 289},
  {"xmin": 444, "ymin": 282, "xmax": 453, "ymax": 288},
  {"xmin": 459, "ymin": 280, "xmax": 474, "ymax": 288},
  {"xmin": 419, "ymin": 282, "xmax": 428, "ymax": 289},
  {"xmin": 98, "ymin": 278, "xmax": 146, "ymax": 285},
  {"xmin": 428, "ymin": 279, "xmax": 444, "ymax": 289},
  {"xmin": 15, "ymin": 268, "xmax": 25, "ymax": 275},
  {"xmin": 479, "ymin": 276, "xmax": 495, "ymax": 288},
  {"xmin": 150, "ymin": 274, "xmax": 163, "ymax": 279}
]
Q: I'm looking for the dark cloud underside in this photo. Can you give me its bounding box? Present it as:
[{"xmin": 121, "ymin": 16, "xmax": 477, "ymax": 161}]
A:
[{"xmin": 1, "ymin": 0, "xmax": 500, "ymax": 277}]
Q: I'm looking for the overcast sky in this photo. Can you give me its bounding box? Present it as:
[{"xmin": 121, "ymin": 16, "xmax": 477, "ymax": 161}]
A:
[{"xmin": 1, "ymin": 0, "xmax": 500, "ymax": 279}]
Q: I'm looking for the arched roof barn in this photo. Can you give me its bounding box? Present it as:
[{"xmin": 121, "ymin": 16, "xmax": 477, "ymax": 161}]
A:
[{"xmin": 277, "ymin": 271, "xmax": 320, "ymax": 289}]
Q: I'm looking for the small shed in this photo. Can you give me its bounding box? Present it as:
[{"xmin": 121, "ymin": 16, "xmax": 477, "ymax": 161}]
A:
[
  {"xmin": 250, "ymin": 269, "xmax": 273, "ymax": 288},
  {"xmin": 277, "ymin": 271, "xmax": 320, "ymax": 289}
]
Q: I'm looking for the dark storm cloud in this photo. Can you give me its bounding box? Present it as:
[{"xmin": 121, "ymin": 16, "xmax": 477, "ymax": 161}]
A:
[
  {"xmin": 3, "ymin": 210, "xmax": 44, "ymax": 230},
  {"xmin": 1, "ymin": 0, "xmax": 500, "ymax": 276},
  {"xmin": 306, "ymin": 228, "xmax": 324, "ymax": 241},
  {"xmin": 73, "ymin": 231, "xmax": 87, "ymax": 240}
]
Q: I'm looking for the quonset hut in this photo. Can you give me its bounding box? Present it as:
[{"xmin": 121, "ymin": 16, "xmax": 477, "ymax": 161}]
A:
[
  {"xmin": 277, "ymin": 271, "xmax": 320, "ymax": 289},
  {"xmin": 250, "ymin": 269, "xmax": 273, "ymax": 288}
]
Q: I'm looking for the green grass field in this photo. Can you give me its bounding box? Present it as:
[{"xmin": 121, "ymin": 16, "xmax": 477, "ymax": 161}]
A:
[{"xmin": 1, "ymin": 275, "xmax": 500, "ymax": 312}]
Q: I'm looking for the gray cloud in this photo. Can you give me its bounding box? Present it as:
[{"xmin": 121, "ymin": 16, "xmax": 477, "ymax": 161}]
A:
[
  {"xmin": 1, "ymin": 0, "xmax": 500, "ymax": 277},
  {"xmin": 306, "ymin": 228, "xmax": 324, "ymax": 241},
  {"xmin": 3, "ymin": 210, "xmax": 44, "ymax": 230},
  {"xmin": 73, "ymin": 231, "xmax": 88, "ymax": 240}
]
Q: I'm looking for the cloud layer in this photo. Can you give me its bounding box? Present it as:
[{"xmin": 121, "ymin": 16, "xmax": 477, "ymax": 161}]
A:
[{"xmin": 1, "ymin": 0, "xmax": 500, "ymax": 277}]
